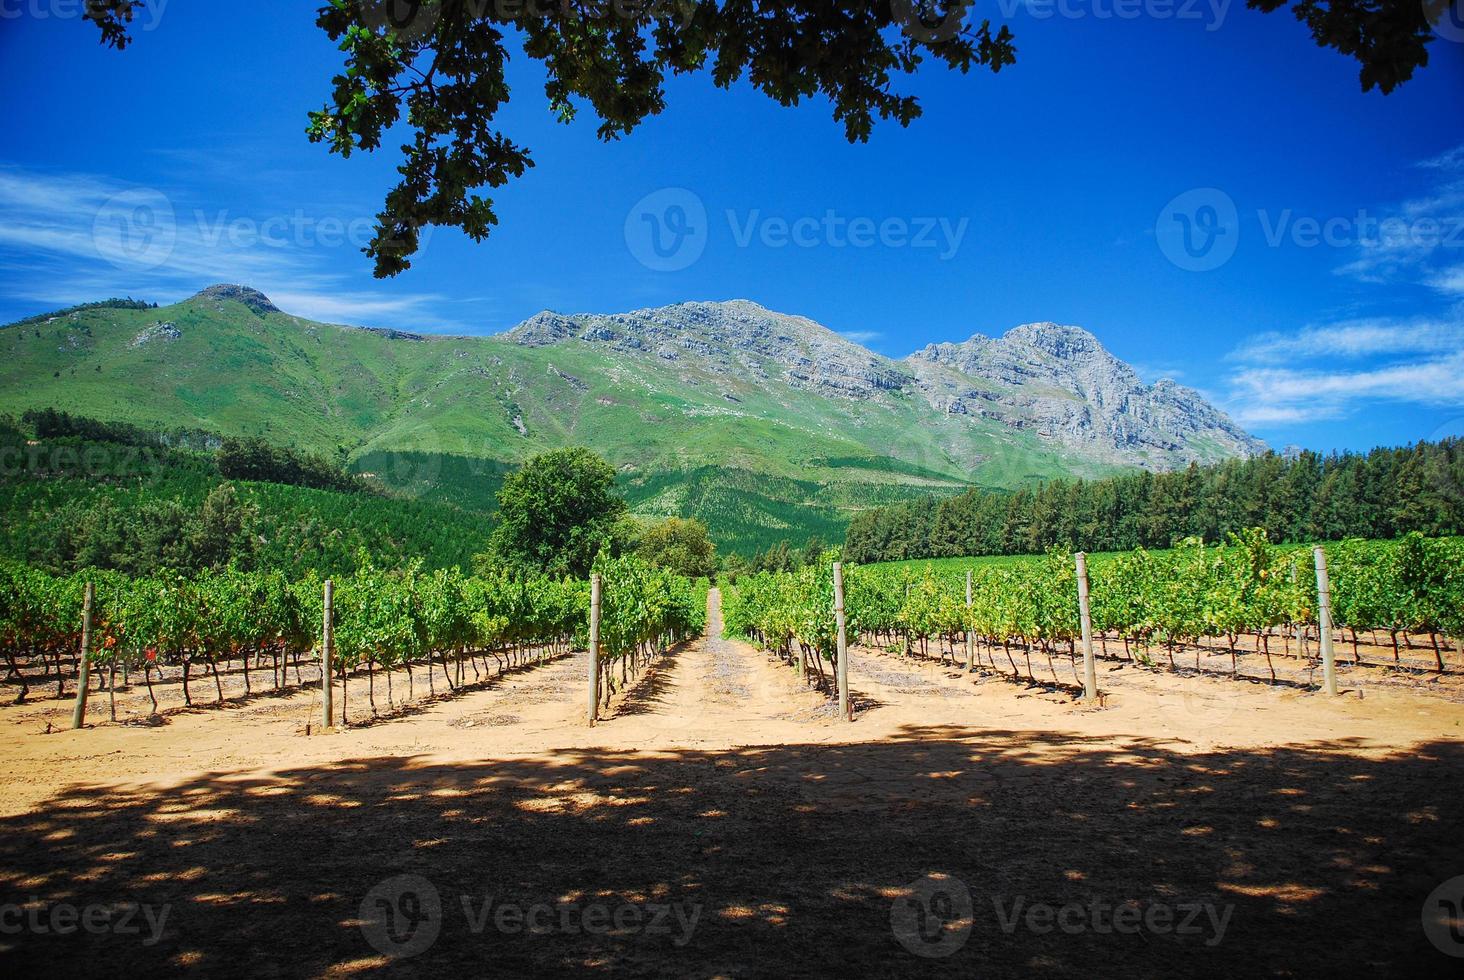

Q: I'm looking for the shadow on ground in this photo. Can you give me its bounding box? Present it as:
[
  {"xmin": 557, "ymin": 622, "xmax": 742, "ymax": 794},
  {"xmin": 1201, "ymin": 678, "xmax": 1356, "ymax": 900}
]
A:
[{"xmin": 1, "ymin": 726, "xmax": 1460, "ymax": 977}]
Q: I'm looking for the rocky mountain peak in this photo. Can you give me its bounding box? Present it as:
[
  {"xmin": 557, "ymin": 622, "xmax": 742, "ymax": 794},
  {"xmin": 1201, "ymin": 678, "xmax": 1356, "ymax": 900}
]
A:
[
  {"xmin": 904, "ymin": 319, "xmax": 1265, "ymax": 466},
  {"xmin": 1002, "ymin": 321, "xmax": 1104, "ymax": 359},
  {"xmin": 191, "ymin": 284, "xmax": 280, "ymax": 317},
  {"xmin": 504, "ymin": 299, "xmax": 908, "ymax": 398}
]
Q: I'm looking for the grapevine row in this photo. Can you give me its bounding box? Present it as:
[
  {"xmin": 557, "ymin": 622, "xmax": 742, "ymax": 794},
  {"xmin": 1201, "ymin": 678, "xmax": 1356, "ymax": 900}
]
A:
[
  {"xmin": 724, "ymin": 531, "xmax": 1464, "ymax": 690},
  {"xmin": 0, "ymin": 552, "xmax": 706, "ymax": 725}
]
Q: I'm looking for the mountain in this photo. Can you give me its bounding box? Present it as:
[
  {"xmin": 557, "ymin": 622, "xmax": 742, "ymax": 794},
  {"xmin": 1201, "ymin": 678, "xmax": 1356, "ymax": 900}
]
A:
[
  {"xmin": 0, "ymin": 286, "xmax": 1265, "ymax": 553},
  {"xmin": 906, "ymin": 322, "xmax": 1264, "ymax": 465}
]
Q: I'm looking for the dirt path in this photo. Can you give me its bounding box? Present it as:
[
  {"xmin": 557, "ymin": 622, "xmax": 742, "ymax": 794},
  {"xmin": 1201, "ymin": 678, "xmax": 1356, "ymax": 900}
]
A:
[{"xmin": 1, "ymin": 589, "xmax": 1462, "ymax": 977}]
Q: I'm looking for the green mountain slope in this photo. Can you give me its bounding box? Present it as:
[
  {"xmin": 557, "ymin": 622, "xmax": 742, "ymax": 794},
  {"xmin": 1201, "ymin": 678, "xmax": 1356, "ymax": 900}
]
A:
[{"xmin": 0, "ymin": 286, "xmax": 1260, "ymax": 553}]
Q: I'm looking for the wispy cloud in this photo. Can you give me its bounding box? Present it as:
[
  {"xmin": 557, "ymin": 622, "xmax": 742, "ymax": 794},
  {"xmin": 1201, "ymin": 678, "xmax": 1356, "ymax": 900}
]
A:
[
  {"xmin": 839, "ymin": 329, "xmax": 883, "ymax": 345},
  {"xmin": 1231, "ymin": 316, "xmax": 1464, "ymax": 362},
  {"xmin": 1223, "ymin": 144, "xmax": 1464, "ymax": 430},
  {"xmin": 1223, "ymin": 312, "xmax": 1464, "ymax": 426},
  {"xmin": 1226, "ymin": 352, "xmax": 1464, "ymax": 426},
  {"xmin": 268, "ymin": 289, "xmax": 457, "ymax": 327},
  {"xmin": 1334, "ymin": 142, "xmax": 1464, "ymax": 297},
  {"xmin": 1419, "ymin": 145, "xmax": 1464, "ymax": 171},
  {"xmin": 0, "ymin": 164, "xmax": 463, "ymax": 331}
]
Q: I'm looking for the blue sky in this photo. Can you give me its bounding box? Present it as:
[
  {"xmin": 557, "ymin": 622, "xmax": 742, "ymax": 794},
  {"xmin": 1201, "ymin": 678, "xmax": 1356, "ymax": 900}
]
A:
[{"xmin": 2, "ymin": 3, "xmax": 1462, "ymax": 454}]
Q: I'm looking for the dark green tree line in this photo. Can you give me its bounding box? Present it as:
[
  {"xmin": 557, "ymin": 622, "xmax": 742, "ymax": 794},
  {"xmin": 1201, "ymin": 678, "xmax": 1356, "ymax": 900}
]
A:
[{"xmin": 845, "ymin": 440, "xmax": 1464, "ymax": 563}]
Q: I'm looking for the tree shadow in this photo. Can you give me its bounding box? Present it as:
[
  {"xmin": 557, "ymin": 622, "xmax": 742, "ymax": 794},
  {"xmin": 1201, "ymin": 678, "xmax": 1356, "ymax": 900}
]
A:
[
  {"xmin": 1, "ymin": 727, "xmax": 1460, "ymax": 977},
  {"xmin": 607, "ymin": 645, "xmax": 685, "ymax": 720}
]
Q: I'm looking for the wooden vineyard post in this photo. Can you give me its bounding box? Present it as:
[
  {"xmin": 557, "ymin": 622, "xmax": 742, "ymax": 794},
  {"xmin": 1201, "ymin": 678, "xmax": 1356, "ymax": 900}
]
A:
[
  {"xmin": 964, "ymin": 569, "xmax": 975, "ymax": 671},
  {"xmin": 69, "ymin": 581, "xmax": 95, "ymax": 729},
  {"xmin": 1313, "ymin": 547, "xmax": 1338, "ymax": 696},
  {"xmin": 1075, "ymin": 554, "xmax": 1097, "ymax": 702},
  {"xmin": 1290, "ymin": 561, "xmax": 1306, "ymax": 656},
  {"xmin": 834, "ymin": 562, "xmax": 851, "ymax": 722},
  {"xmin": 588, "ymin": 573, "xmax": 602, "ymax": 726},
  {"xmin": 321, "ymin": 579, "xmax": 334, "ymax": 730}
]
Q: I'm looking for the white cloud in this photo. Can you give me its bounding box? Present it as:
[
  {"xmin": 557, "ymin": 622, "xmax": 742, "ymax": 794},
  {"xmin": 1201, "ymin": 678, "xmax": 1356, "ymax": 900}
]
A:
[
  {"xmin": 1427, "ymin": 265, "xmax": 1464, "ymax": 296},
  {"xmin": 1223, "ymin": 335, "xmax": 1464, "ymax": 427},
  {"xmin": 268, "ymin": 289, "xmax": 456, "ymax": 327},
  {"xmin": 0, "ymin": 165, "xmax": 459, "ymax": 331},
  {"xmin": 1231, "ymin": 317, "xmax": 1464, "ymax": 362},
  {"xmin": 1226, "ymin": 144, "xmax": 1464, "ymax": 431},
  {"xmin": 839, "ymin": 330, "xmax": 883, "ymax": 344},
  {"xmin": 1419, "ymin": 145, "xmax": 1464, "ymax": 171},
  {"xmin": 1334, "ymin": 142, "xmax": 1464, "ymax": 296}
]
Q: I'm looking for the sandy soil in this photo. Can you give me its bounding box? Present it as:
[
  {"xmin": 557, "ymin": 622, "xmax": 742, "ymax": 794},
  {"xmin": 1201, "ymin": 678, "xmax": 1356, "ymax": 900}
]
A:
[{"xmin": 1, "ymin": 590, "xmax": 1462, "ymax": 977}]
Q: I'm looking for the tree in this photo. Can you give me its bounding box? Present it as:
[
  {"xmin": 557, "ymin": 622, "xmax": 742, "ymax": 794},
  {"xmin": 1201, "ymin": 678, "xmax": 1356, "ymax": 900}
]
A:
[
  {"xmin": 485, "ymin": 447, "xmax": 628, "ymax": 576},
  {"xmin": 217, "ymin": 436, "xmax": 366, "ymax": 494},
  {"xmin": 83, "ymin": 1, "xmax": 1438, "ymax": 278},
  {"xmin": 639, "ymin": 517, "xmax": 718, "ymax": 578},
  {"xmin": 186, "ymin": 484, "xmax": 260, "ymax": 571}
]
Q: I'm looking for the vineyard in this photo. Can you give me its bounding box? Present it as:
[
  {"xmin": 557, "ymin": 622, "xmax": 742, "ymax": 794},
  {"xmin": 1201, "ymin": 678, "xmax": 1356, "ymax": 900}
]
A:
[
  {"xmin": 724, "ymin": 530, "xmax": 1464, "ymax": 699},
  {"xmin": 3, "ymin": 531, "xmax": 1462, "ymax": 978},
  {"xmin": 0, "ymin": 553, "xmax": 705, "ymax": 726}
]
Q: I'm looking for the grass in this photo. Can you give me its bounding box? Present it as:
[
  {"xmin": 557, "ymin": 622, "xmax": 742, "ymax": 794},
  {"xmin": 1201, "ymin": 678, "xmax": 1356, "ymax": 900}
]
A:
[{"xmin": 0, "ymin": 290, "xmax": 1153, "ymax": 554}]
